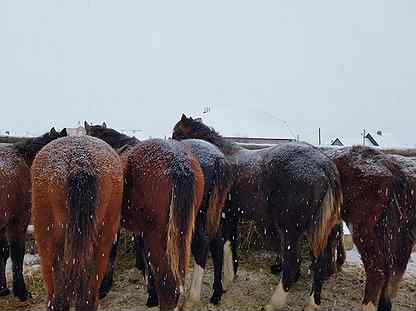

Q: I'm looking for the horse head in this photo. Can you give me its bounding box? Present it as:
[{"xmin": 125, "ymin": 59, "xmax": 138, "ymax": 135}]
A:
[
  {"xmin": 14, "ymin": 127, "xmax": 67, "ymax": 165},
  {"xmin": 172, "ymin": 114, "xmax": 217, "ymax": 141}
]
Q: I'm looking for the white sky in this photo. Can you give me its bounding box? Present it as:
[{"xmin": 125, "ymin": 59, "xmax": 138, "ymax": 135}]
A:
[{"xmin": 1, "ymin": 1, "xmax": 415, "ymax": 145}]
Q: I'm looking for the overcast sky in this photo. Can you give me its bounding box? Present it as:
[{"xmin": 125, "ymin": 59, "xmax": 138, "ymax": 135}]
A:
[{"xmin": 1, "ymin": 1, "xmax": 415, "ymax": 145}]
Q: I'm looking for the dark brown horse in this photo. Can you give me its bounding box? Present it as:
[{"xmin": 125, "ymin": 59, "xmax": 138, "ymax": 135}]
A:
[
  {"xmin": 84, "ymin": 123, "xmax": 205, "ymax": 311},
  {"xmin": 180, "ymin": 139, "xmax": 233, "ymax": 308},
  {"xmin": 0, "ymin": 127, "xmax": 66, "ymax": 301},
  {"xmin": 31, "ymin": 136, "xmax": 124, "ymax": 311},
  {"xmin": 326, "ymin": 146, "xmax": 416, "ymax": 311},
  {"xmin": 173, "ymin": 115, "xmax": 343, "ymax": 311}
]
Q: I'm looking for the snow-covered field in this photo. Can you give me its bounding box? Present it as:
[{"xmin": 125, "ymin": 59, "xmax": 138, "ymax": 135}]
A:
[
  {"xmin": 6, "ymin": 254, "xmax": 41, "ymax": 275},
  {"xmin": 346, "ymin": 247, "xmax": 416, "ymax": 277}
]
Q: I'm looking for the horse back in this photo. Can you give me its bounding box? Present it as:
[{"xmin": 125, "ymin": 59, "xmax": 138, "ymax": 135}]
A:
[
  {"xmin": 234, "ymin": 143, "xmax": 339, "ymax": 225},
  {"xmin": 122, "ymin": 139, "xmax": 204, "ymax": 233}
]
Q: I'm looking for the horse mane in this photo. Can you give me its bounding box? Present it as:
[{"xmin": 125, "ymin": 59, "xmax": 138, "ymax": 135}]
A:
[
  {"xmin": 182, "ymin": 118, "xmax": 241, "ymax": 155},
  {"xmin": 94, "ymin": 127, "xmax": 139, "ymax": 149}
]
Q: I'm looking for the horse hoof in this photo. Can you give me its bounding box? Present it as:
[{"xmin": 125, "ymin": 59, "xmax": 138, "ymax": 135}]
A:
[
  {"xmin": 263, "ymin": 304, "xmax": 278, "ymax": 311},
  {"xmin": 362, "ymin": 302, "xmax": 377, "ymax": 311},
  {"xmin": 294, "ymin": 270, "xmax": 301, "ymax": 283},
  {"xmin": 210, "ymin": 294, "xmax": 222, "ymax": 305},
  {"xmin": 0, "ymin": 288, "xmax": 10, "ymax": 297},
  {"xmin": 99, "ymin": 290, "xmax": 109, "ymax": 300},
  {"xmin": 304, "ymin": 303, "xmax": 320, "ymax": 311},
  {"xmin": 270, "ymin": 263, "xmax": 282, "ymax": 275},
  {"xmin": 14, "ymin": 290, "xmax": 31, "ymax": 302},
  {"xmin": 183, "ymin": 300, "xmax": 198, "ymax": 311},
  {"xmin": 146, "ymin": 295, "xmax": 159, "ymax": 308}
]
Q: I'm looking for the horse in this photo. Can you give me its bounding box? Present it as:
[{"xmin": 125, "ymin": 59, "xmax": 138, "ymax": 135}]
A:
[
  {"xmin": 84, "ymin": 123, "xmax": 205, "ymax": 311},
  {"xmin": 85, "ymin": 123, "xmax": 233, "ymax": 306},
  {"xmin": 173, "ymin": 114, "xmax": 343, "ymax": 311},
  {"xmin": 179, "ymin": 139, "xmax": 233, "ymax": 308},
  {"xmin": 0, "ymin": 127, "xmax": 66, "ymax": 302},
  {"xmin": 31, "ymin": 135, "xmax": 124, "ymax": 311},
  {"xmin": 326, "ymin": 146, "xmax": 416, "ymax": 311}
]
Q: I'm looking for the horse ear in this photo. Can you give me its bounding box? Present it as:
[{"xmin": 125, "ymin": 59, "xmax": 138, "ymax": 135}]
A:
[
  {"xmin": 181, "ymin": 114, "xmax": 188, "ymax": 123},
  {"xmin": 50, "ymin": 127, "xmax": 57, "ymax": 135},
  {"xmin": 60, "ymin": 128, "xmax": 67, "ymax": 136},
  {"xmin": 102, "ymin": 122, "xmax": 107, "ymax": 128},
  {"xmin": 84, "ymin": 121, "xmax": 90, "ymax": 130}
]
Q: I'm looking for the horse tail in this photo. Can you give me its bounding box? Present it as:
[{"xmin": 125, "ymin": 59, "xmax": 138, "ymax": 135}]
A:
[
  {"xmin": 64, "ymin": 169, "xmax": 98, "ymax": 302},
  {"xmin": 308, "ymin": 170, "xmax": 343, "ymax": 258},
  {"xmin": 166, "ymin": 161, "xmax": 200, "ymax": 291},
  {"xmin": 206, "ymin": 158, "xmax": 233, "ymax": 238}
]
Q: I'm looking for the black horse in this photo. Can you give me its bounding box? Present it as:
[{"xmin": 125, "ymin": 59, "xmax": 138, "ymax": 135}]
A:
[{"xmin": 173, "ymin": 114, "xmax": 343, "ymax": 311}]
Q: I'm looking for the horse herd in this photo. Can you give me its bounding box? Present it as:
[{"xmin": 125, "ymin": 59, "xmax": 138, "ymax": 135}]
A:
[{"xmin": 0, "ymin": 114, "xmax": 415, "ymax": 311}]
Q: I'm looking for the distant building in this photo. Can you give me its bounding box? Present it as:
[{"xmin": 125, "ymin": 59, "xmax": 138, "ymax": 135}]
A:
[
  {"xmin": 331, "ymin": 131, "xmax": 403, "ymax": 148},
  {"xmin": 331, "ymin": 138, "xmax": 344, "ymax": 146}
]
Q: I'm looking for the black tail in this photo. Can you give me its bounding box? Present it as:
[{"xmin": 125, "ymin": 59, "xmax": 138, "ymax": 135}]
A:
[{"xmin": 64, "ymin": 170, "xmax": 98, "ymax": 304}]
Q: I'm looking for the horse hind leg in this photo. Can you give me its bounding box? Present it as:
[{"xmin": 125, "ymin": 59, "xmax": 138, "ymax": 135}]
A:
[
  {"xmin": 99, "ymin": 233, "xmax": 119, "ymax": 299},
  {"xmin": 7, "ymin": 222, "xmax": 31, "ymax": 301},
  {"xmin": 378, "ymin": 270, "xmax": 405, "ymax": 311},
  {"xmin": 264, "ymin": 239, "xmax": 300, "ymax": 311},
  {"xmin": 378, "ymin": 283, "xmax": 392, "ymax": 311},
  {"xmin": 304, "ymin": 225, "xmax": 339, "ymax": 311},
  {"xmin": 146, "ymin": 264, "xmax": 159, "ymax": 308},
  {"xmin": 209, "ymin": 232, "xmax": 225, "ymax": 305},
  {"xmin": 222, "ymin": 208, "xmax": 239, "ymax": 291},
  {"xmin": 184, "ymin": 221, "xmax": 210, "ymax": 309},
  {"xmin": 48, "ymin": 254, "xmax": 70, "ymax": 311},
  {"xmin": 134, "ymin": 233, "xmax": 146, "ymax": 277},
  {"xmin": 0, "ymin": 228, "xmax": 10, "ymax": 296},
  {"xmin": 269, "ymin": 226, "xmax": 283, "ymax": 275},
  {"xmin": 362, "ymin": 268, "xmax": 386, "ymax": 311}
]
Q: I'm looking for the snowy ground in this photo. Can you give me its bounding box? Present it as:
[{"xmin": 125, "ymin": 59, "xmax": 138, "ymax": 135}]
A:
[
  {"xmin": 346, "ymin": 247, "xmax": 416, "ymax": 278},
  {"xmin": 2, "ymin": 248, "xmax": 415, "ymax": 311},
  {"xmin": 3, "ymin": 227, "xmax": 416, "ymax": 311},
  {"xmin": 5, "ymin": 254, "xmax": 41, "ymax": 275}
]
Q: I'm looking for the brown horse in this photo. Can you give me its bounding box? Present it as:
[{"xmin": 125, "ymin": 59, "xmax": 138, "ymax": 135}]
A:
[
  {"xmin": 173, "ymin": 114, "xmax": 343, "ymax": 311},
  {"xmin": 84, "ymin": 123, "xmax": 205, "ymax": 311},
  {"xmin": 0, "ymin": 127, "xmax": 66, "ymax": 301},
  {"xmin": 31, "ymin": 136, "xmax": 124, "ymax": 311},
  {"xmin": 326, "ymin": 146, "xmax": 416, "ymax": 311}
]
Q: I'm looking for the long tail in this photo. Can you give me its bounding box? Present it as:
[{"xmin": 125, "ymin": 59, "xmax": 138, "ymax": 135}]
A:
[
  {"xmin": 206, "ymin": 157, "xmax": 233, "ymax": 238},
  {"xmin": 166, "ymin": 163, "xmax": 199, "ymax": 290},
  {"xmin": 308, "ymin": 172, "xmax": 343, "ymax": 258},
  {"xmin": 64, "ymin": 170, "xmax": 98, "ymax": 303}
]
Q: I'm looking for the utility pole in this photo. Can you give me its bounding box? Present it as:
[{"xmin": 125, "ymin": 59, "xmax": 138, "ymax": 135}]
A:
[
  {"xmin": 363, "ymin": 128, "xmax": 366, "ymax": 146},
  {"xmin": 318, "ymin": 128, "xmax": 321, "ymax": 145}
]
